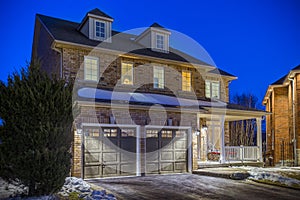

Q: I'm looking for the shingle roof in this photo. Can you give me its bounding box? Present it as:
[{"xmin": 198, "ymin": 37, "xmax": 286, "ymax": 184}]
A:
[
  {"xmin": 87, "ymin": 8, "xmax": 113, "ymax": 19},
  {"xmin": 271, "ymin": 74, "xmax": 287, "ymax": 85},
  {"xmin": 292, "ymin": 64, "xmax": 300, "ymax": 71},
  {"xmin": 37, "ymin": 13, "xmax": 235, "ymax": 73},
  {"xmin": 226, "ymin": 103, "xmax": 266, "ymax": 112},
  {"xmin": 208, "ymin": 68, "xmax": 236, "ymax": 77},
  {"xmin": 150, "ymin": 22, "xmax": 165, "ymax": 28}
]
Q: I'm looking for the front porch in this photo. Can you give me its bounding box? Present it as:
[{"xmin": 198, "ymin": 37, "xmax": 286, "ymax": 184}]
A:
[{"xmin": 195, "ymin": 106, "xmax": 266, "ymax": 168}]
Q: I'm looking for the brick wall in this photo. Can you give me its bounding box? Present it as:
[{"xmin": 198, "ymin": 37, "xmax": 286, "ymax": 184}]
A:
[
  {"xmin": 59, "ymin": 46, "xmax": 229, "ymax": 102},
  {"xmin": 273, "ymin": 87, "xmax": 290, "ymax": 164}
]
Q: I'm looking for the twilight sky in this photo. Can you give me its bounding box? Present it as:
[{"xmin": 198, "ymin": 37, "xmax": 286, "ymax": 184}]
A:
[{"xmin": 0, "ymin": 0, "xmax": 299, "ymax": 105}]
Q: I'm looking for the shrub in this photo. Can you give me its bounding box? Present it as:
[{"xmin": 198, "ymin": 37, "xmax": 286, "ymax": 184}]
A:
[{"xmin": 0, "ymin": 63, "xmax": 77, "ymax": 196}]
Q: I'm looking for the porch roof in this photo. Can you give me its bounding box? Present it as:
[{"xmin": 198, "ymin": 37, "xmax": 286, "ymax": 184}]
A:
[
  {"xmin": 77, "ymin": 87, "xmax": 225, "ymax": 109},
  {"xmin": 77, "ymin": 88, "xmax": 268, "ymax": 120}
]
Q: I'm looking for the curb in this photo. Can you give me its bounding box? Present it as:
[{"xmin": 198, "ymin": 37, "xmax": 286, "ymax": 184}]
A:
[{"xmin": 193, "ymin": 170, "xmax": 250, "ymax": 180}]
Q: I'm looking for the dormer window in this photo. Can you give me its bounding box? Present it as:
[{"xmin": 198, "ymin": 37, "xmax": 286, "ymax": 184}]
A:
[
  {"xmin": 77, "ymin": 8, "xmax": 113, "ymax": 42},
  {"xmin": 156, "ymin": 34, "xmax": 164, "ymax": 50},
  {"xmin": 95, "ymin": 20, "xmax": 105, "ymax": 38}
]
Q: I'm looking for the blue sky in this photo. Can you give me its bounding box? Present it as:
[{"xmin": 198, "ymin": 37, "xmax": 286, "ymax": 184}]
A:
[{"xmin": 0, "ymin": 0, "xmax": 299, "ymax": 104}]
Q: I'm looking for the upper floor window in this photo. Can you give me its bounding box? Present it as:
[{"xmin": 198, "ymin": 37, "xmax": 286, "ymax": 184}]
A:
[
  {"xmin": 95, "ymin": 20, "xmax": 105, "ymax": 38},
  {"xmin": 182, "ymin": 71, "xmax": 191, "ymax": 92},
  {"xmin": 153, "ymin": 66, "xmax": 164, "ymax": 89},
  {"xmin": 84, "ymin": 56, "xmax": 99, "ymax": 81},
  {"xmin": 156, "ymin": 34, "xmax": 164, "ymax": 50},
  {"xmin": 205, "ymin": 80, "xmax": 220, "ymax": 99},
  {"xmin": 121, "ymin": 62, "xmax": 133, "ymax": 85}
]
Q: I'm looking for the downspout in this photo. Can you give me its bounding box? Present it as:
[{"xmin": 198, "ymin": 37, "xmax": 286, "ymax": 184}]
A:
[{"xmin": 289, "ymin": 77, "xmax": 297, "ymax": 166}]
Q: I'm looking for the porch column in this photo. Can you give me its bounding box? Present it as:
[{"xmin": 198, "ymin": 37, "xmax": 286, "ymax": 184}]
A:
[
  {"xmin": 256, "ymin": 117, "xmax": 263, "ymax": 162},
  {"xmin": 219, "ymin": 116, "xmax": 226, "ymax": 163}
]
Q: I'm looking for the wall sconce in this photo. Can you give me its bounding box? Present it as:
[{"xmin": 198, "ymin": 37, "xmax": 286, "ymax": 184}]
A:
[
  {"xmin": 195, "ymin": 129, "xmax": 201, "ymax": 136},
  {"xmin": 201, "ymin": 124, "xmax": 208, "ymax": 132}
]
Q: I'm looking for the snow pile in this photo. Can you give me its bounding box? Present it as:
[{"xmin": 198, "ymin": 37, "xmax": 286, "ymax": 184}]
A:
[
  {"xmin": 58, "ymin": 177, "xmax": 117, "ymax": 200},
  {"xmin": 0, "ymin": 178, "xmax": 28, "ymax": 199},
  {"xmin": 233, "ymin": 166, "xmax": 300, "ymax": 188},
  {"xmin": 248, "ymin": 168, "xmax": 300, "ymax": 187}
]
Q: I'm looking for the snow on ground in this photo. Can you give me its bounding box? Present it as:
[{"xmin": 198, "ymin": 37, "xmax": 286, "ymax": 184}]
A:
[
  {"xmin": 233, "ymin": 166, "xmax": 300, "ymax": 188},
  {"xmin": 0, "ymin": 177, "xmax": 117, "ymax": 200}
]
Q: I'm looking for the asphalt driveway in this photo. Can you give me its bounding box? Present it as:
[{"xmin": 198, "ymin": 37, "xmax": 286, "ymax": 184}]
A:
[{"xmin": 88, "ymin": 174, "xmax": 300, "ymax": 200}]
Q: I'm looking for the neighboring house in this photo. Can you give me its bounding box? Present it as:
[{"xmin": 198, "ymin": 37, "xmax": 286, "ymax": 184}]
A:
[
  {"xmin": 263, "ymin": 65, "xmax": 300, "ymax": 166},
  {"xmin": 32, "ymin": 8, "xmax": 267, "ymax": 179}
]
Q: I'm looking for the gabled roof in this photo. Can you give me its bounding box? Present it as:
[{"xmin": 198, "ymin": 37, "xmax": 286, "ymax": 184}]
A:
[
  {"xmin": 263, "ymin": 64, "xmax": 300, "ymax": 105},
  {"xmin": 271, "ymin": 74, "xmax": 287, "ymax": 85},
  {"xmin": 208, "ymin": 68, "xmax": 236, "ymax": 78},
  {"xmin": 36, "ymin": 13, "xmax": 236, "ymax": 76},
  {"xmin": 87, "ymin": 8, "xmax": 113, "ymax": 19},
  {"xmin": 150, "ymin": 22, "xmax": 165, "ymax": 28}
]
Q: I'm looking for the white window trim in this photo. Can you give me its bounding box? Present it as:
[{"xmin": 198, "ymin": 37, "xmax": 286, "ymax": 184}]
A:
[
  {"xmin": 156, "ymin": 33, "xmax": 165, "ymax": 50},
  {"xmin": 205, "ymin": 80, "xmax": 220, "ymax": 99},
  {"xmin": 84, "ymin": 56, "xmax": 99, "ymax": 82},
  {"xmin": 94, "ymin": 20, "xmax": 106, "ymax": 39},
  {"xmin": 153, "ymin": 66, "xmax": 165, "ymax": 89},
  {"xmin": 121, "ymin": 62, "xmax": 134, "ymax": 85},
  {"xmin": 182, "ymin": 70, "xmax": 192, "ymax": 92}
]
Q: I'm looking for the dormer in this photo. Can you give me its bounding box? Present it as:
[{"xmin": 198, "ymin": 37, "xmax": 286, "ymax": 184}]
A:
[
  {"xmin": 135, "ymin": 23, "xmax": 171, "ymax": 53},
  {"xmin": 77, "ymin": 8, "xmax": 113, "ymax": 42}
]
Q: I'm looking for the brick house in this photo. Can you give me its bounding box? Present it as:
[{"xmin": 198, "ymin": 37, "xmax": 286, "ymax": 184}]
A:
[
  {"xmin": 32, "ymin": 8, "xmax": 267, "ymax": 178},
  {"xmin": 263, "ymin": 65, "xmax": 300, "ymax": 166}
]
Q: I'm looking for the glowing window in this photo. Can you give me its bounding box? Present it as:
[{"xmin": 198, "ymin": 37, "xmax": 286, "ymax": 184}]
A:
[
  {"xmin": 182, "ymin": 71, "xmax": 191, "ymax": 91},
  {"xmin": 121, "ymin": 63, "xmax": 133, "ymax": 85}
]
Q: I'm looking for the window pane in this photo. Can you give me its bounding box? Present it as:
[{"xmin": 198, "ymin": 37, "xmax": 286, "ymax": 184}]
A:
[
  {"xmin": 121, "ymin": 63, "xmax": 133, "ymax": 85},
  {"xmin": 95, "ymin": 21, "xmax": 105, "ymax": 38},
  {"xmin": 211, "ymin": 82, "xmax": 220, "ymax": 98},
  {"xmin": 156, "ymin": 34, "xmax": 164, "ymax": 50},
  {"xmin": 84, "ymin": 57, "xmax": 98, "ymax": 81},
  {"xmin": 182, "ymin": 71, "xmax": 191, "ymax": 91},
  {"xmin": 205, "ymin": 81, "xmax": 211, "ymax": 98},
  {"xmin": 153, "ymin": 67, "xmax": 164, "ymax": 88}
]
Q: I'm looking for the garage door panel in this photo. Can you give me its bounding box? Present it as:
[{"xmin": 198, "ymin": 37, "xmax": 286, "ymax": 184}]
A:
[
  {"xmin": 85, "ymin": 152, "xmax": 101, "ymax": 163},
  {"xmin": 103, "ymin": 152, "xmax": 118, "ymax": 162},
  {"xmin": 85, "ymin": 166, "xmax": 100, "ymax": 178},
  {"xmin": 85, "ymin": 139, "xmax": 101, "ymax": 150},
  {"xmin": 84, "ymin": 126, "xmax": 137, "ymax": 178},
  {"xmin": 120, "ymin": 138, "xmax": 136, "ymax": 153},
  {"xmin": 160, "ymin": 151, "xmax": 174, "ymax": 160},
  {"xmin": 103, "ymin": 165, "xmax": 118, "ymax": 175},
  {"xmin": 175, "ymin": 140, "xmax": 186, "ymax": 149},
  {"xmin": 161, "ymin": 140, "xmax": 172, "ymax": 149},
  {"xmin": 161, "ymin": 163, "xmax": 174, "ymax": 172},
  {"xmin": 175, "ymin": 162, "xmax": 186, "ymax": 171},
  {"xmin": 175, "ymin": 151, "xmax": 186, "ymax": 160},
  {"xmin": 120, "ymin": 164, "xmax": 136, "ymax": 174},
  {"xmin": 146, "ymin": 138, "xmax": 159, "ymax": 152},
  {"xmin": 146, "ymin": 163, "xmax": 159, "ymax": 173},
  {"xmin": 146, "ymin": 128, "xmax": 188, "ymax": 175}
]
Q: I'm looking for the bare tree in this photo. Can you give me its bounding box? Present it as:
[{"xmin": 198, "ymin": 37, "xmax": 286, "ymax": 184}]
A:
[{"xmin": 229, "ymin": 93, "xmax": 258, "ymax": 146}]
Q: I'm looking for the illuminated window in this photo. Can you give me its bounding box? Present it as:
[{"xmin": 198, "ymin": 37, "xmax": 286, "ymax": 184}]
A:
[
  {"xmin": 156, "ymin": 34, "xmax": 164, "ymax": 50},
  {"xmin": 182, "ymin": 71, "xmax": 191, "ymax": 91},
  {"xmin": 84, "ymin": 56, "xmax": 99, "ymax": 81},
  {"xmin": 121, "ymin": 63, "xmax": 133, "ymax": 85},
  {"xmin": 153, "ymin": 66, "xmax": 164, "ymax": 89},
  {"xmin": 95, "ymin": 20, "xmax": 105, "ymax": 38},
  {"xmin": 205, "ymin": 80, "xmax": 220, "ymax": 99}
]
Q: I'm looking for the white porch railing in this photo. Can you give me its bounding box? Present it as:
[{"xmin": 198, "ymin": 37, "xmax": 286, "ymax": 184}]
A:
[{"xmin": 225, "ymin": 146, "xmax": 259, "ymax": 162}]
